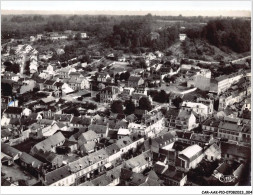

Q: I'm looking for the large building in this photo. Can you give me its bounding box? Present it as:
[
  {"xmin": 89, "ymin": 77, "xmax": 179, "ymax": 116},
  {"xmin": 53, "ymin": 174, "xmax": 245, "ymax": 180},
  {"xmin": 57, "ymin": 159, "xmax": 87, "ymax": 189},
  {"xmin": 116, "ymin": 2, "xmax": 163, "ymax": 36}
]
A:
[
  {"xmin": 194, "ymin": 69, "xmax": 211, "ymax": 91},
  {"xmin": 210, "ymin": 72, "xmax": 243, "ymax": 95}
]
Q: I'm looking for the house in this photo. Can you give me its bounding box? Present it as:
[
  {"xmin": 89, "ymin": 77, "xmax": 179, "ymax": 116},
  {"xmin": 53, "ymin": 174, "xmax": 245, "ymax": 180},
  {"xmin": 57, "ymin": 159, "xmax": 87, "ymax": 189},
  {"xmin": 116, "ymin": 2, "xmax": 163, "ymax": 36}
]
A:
[
  {"xmin": 190, "ymin": 133, "xmax": 214, "ymax": 147},
  {"xmin": 169, "ymin": 106, "xmax": 197, "ymax": 131},
  {"xmin": 97, "ymin": 72, "xmax": 111, "ymax": 83},
  {"xmin": 70, "ymin": 116, "xmax": 91, "ymax": 127},
  {"xmin": 60, "ymin": 139, "xmax": 78, "ymax": 153},
  {"xmin": 220, "ymin": 142, "xmax": 250, "ymax": 163},
  {"xmin": 149, "ymin": 32, "xmax": 160, "ymax": 41},
  {"xmin": 80, "ymin": 141, "xmax": 96, "ymax": 156},
  {"xmin": 30, "ymin": 132, "xmax": 65, "ymax": 155},
  {"xmin": 177, "ymin": 144, "xmax": 204, "ymax": 171},
  {"xmin": 139, "ymin": 170, "xmax": 163, "ymax": 186},
  {"xmin": 1, "ymin": 96, "xmax": 19, "ymax": 109},
  {"xmin": 88, "ymin": 124, "xmax": 109, "ymax": 138},
  {"xmin": 202, "ymin": 118, "xmax": 220, "ymax": 136},
  {"xmin": 128, "ymin": 123, "xmax": 147, "ymax": 136},
  {"xmin": 3, "ymin": 107, "xmax": 23, "ymax": 119},
  {"xmin": 210, "ymin": 72, "xmax": 243, "ymax": 95},
  {"xmin": 57, "ymin": 66, "xmax": 76, "ymax": 79},
  {"xmin": 34, "ymin": 150, "xmax": 63, "ymax": 168},
  {"xmin": 84, "ymin": 166, "xmax": 121, "ymax": 186},
  {"xmin": 1, "ymin": 142, "xmax": 22, "ymax": 165},
  {"xmin": 128, "ymin": 75, "xmax": 145, "ymax": 88},
  {"xmin": 3, "ymin": 71, "xmax": 20, "ymax": 82},
  {"xmin": 105, "ymin": 143, "xmax": 121, "ymax": 163},
  {"xmin": 175, "ymin": 131, "xmax": 191, "ymax": 142},
  {"xmin": 117, "ymin": 128, "xmax": 131, "ymax": 139},
  {"xmin": 67, "ymin": 77, "xmax": 83, "ymax": 90},
  {"xmin": 1, "ymin": 128, "xmax": 12, "ymax": 143},
  {"xmin": 99, "ymin": 86, "xmax": 120, "ymax": 103},
  {"xmin": 19, "ymin": 80, "xmax": 36, "ymax": 94},
  {"xmin": 120, "ymin": 168, "xmax": 146, "ymax": 186},
  {"xmin": 69, "ymin": 72, "xmax": 83, "ymax": 80},
  {"xmin": 217, "ymin": 117, "xmax": 251, "ymax": 143},
  {"xmin": 115, "ymin": 136, "xmax": 133, "ymax": 154},
  {"xmin": 124, "ymin": 153, "xmax": 150, "ymax": 173},
  {"xmin": 155, "ymin": 51, "xmax": 164, "ymax": 58},
  {"xmin": 194, "ymin": 69, "xmax": 211, "ymax": 91},
  {"xmin": 56, "ymin": 49, "xmax": 65, "ymax": 55},
  {"xmin": 77, "ymin": 130, "xmax": 99, "ymax": 145},
  {"xmin": 204, "ymin": 143, "xmax": 221, "ymax": 162},
  {"xmin": 179, "ymin": 34, "xmax": 187, "ymax": 41},
  {"xmin": 151, "ymin": 132, "xmax": 176, "ymax": 153},
  {"xmin": 80, "ymin": 32, "xmax": 88, "ymax": 39},
  {"xmin": 161, "ymin": 168, "xmax": 187, "ymax": 186},
  {"xmin": 181, "ymin": 101, "xmax": 213, "ymax": 118},
  {"xmin": 19, "ymin": 152, "xmax": 44, "ymax": 177},
  {"xmin": 54, "ymin": 114, "xmax": 73, "ymax": 125}
]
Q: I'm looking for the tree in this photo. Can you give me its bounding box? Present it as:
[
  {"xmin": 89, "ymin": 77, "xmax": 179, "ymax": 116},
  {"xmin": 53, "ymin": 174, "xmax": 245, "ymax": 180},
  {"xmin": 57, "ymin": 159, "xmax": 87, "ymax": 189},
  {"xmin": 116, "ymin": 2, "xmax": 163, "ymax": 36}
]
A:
[
  {"xmin": 172, "ymin": 97, "xmax": 182, "ymax": 108},
  {"xmin": 111, "ymin": 100, "xmax": 123, "ymax": 114},
  {"xmin": 124, "ymin": 100, "xmax": 135, "ymax": 115},
  {"xmin": 120, "ymin": 71, "xmax": 130, "ymax": 81},
  {"xmin": 98, "ymin": 64, "xmax": 104, "ymax": 72},
  {"xmin": 139, "ymin": 97, "xmax": 152, "ymax": 111},
  {"xmin": 154, "ymin": 90, "xmax": 169, "ymax": 103},
  {"xmin": 139, "ymin": 59, "xmax": 147, "ymax": 69},
  {"xmin": 75, "ymin": 33, "xmax": 81, "ymax": 40},
  {"xmin": 5, "ymin": 63, "xmax": 20, "ymax": 74},
  {"xmin": 1, "ymin": 83, "xmax": 13, "ymax": 96},
  {"xmin": 61, "ymin": 62, "xmax": 68, "ymax": 68},
  {"xmin": 64, "ymin": 108, "xmax": 80, "ymax": 117}
]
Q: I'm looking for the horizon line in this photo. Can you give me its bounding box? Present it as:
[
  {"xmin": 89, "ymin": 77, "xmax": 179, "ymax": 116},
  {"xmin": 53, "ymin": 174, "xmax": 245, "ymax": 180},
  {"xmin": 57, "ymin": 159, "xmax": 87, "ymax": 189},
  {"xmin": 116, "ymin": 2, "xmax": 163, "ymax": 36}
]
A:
[{"xmin": 1, "ymin": 9, "xmax": 251, "ymax": 17}]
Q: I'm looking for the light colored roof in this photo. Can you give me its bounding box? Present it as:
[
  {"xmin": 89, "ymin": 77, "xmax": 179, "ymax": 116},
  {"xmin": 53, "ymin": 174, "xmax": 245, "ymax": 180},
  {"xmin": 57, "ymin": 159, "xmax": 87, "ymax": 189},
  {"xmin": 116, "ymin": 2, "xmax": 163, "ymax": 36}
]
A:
[
  {"xmin": 80, "ymin": 141, "xmax": 96, "ymax": 153},
  {"xmin": 78, "ymin": 130, "xmax": 98, "ymax": 143},
  {"xmin": 179, "ymin": 144, "xmax": 202, "ymax": 159},
  {"xmin": 1, "ymin": 142, "xmax": 21, "ymax": 158},
  {"xmin": 31, "ymin": 132, "xmax": 65, "ymax": 153},
  {"xmin": 116, "ymin": 136, "xmax": 133, "ymax": 149},
  {"xmin": 125, "ymin": 154, "xmax": 148, "ymax": 169},
  {"xmin": 88, "ymin": 124, "xmax": 108, "ymax": 134},
  {"xmin": 118, "ymin": 128, "xmax": 130, "ymax": 136}
]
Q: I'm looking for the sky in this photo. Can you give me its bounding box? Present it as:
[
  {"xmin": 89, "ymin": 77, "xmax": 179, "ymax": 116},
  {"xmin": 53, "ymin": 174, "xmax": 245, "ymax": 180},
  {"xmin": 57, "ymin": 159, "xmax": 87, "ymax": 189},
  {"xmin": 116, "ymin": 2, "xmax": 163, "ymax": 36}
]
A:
[{"xmin": 1, "ymin": 1, "xmax": 251, "ymax": 11}]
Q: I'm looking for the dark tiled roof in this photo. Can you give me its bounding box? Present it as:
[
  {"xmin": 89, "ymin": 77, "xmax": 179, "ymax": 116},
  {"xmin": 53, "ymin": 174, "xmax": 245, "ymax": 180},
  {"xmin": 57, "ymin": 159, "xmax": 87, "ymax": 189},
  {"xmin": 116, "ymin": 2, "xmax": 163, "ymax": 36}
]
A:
[
  {"xmin": 78, "ymin": 130, "xmax": 98, "ymax": 143},
  {"xmin": 176, "ymin": 131, "xmax": 192, "ymax": 140},
  {"xmin": 4, "ymin": 107, "xmax": 23, "ymax": 115},
  {"xmin": 1, "ymin": 142, "xmax": 21, "ymax": 158},
  {"xmin": 128, "ymin": 75, "xmax": 142, "ymax": 82},
  {"xmin": 105, "ymin": 143, "xmax": 120, "ymax": 156},
  {"xmin": 20, "ymin": 152, "xmax": 44, "ymax": 170},
  {"xmin": 31, "ymin": 132, "xmax": 65, "ymax": 153},
  {"xmin": 221, "ymin": 142, "xmax": 251, "ymax": 159}
]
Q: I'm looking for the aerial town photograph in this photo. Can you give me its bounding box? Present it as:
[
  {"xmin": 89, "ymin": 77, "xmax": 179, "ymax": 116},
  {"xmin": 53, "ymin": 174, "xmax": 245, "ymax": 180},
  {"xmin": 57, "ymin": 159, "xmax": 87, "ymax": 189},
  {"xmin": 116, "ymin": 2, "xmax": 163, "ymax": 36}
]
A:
[{"xmin": 0, "ymin": 0, "xmax": 252, "ymax": 193}]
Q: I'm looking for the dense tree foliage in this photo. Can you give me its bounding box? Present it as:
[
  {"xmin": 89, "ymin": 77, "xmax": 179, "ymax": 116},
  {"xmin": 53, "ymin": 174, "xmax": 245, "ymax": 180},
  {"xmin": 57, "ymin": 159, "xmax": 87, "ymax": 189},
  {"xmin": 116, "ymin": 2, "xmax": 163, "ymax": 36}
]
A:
[
  {"xmin": 63, "ymin": 107, "xmax": 80, "ymax": 117},
  {"xmin": 149, "ymin": 90, "xmax": 170, "ymax": 103},
  {"xmin": 1, "ymin": 83, "xmax": 13, "ymax": 96},
  {"xmin": 172, "ymin": 97, "xmax": 182, "ymax": 108},
  {"xmin": 139, "ymin": 97, "xmax": 152, "ymax": 111},
  {"xmin": 124, "ymin": 99, "xmax": 135, "ymax": 115},
  {"xmin": 185, "ymin": 19, "xmax": 250, "ymax": 53},
  {"xmin": 111, "ymin": 100, "xmax": 124, "ymax": 114},
  {"xmin": 107, "ymin": 17, "xmax": 179, "ymax": 51},
  {"xmin": 4, "ymin": 62, "xmax": 20, "ymax": 74}
]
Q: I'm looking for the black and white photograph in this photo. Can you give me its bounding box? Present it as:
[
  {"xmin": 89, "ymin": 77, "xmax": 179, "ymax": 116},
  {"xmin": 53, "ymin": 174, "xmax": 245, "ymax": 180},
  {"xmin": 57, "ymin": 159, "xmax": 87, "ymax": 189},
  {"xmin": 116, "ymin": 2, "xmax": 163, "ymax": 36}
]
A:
[{"xmin": 1, "ymin": 0, "xmax": 252, "ymax": 194}]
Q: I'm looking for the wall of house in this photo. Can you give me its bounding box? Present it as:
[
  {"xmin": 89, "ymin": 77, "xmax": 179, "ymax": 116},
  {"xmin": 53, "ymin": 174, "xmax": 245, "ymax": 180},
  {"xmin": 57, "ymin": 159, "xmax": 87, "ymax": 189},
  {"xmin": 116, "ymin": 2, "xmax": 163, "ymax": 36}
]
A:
[
  {"xmin": 188, "ymin": 114, "xmax": 197, "ymax": 130},
  {"xmin": 180, "ymin": 175, "xmax": 187, "ymax": 186}
]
